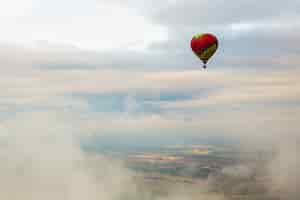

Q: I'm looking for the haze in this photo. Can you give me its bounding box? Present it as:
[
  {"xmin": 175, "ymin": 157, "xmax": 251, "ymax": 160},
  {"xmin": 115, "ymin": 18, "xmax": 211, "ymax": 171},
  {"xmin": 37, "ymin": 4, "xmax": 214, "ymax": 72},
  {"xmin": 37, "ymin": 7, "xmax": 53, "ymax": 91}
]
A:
[{"xmin": 0, "ymin": 0, "xmax": 299, "ymax": 200}]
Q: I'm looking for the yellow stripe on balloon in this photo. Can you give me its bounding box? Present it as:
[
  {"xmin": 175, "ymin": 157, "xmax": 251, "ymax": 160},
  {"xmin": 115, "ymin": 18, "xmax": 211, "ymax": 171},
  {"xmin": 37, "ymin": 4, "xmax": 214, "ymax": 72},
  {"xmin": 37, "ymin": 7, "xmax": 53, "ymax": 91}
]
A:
[{"xmin": 198, "ymin": 44, "xmax": 217, "ymax": 61}]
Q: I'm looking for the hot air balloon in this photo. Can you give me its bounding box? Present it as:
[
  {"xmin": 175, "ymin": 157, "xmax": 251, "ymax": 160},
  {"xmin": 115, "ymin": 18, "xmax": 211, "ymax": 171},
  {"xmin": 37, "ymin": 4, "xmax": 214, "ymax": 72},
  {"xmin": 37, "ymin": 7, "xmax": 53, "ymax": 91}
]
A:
[{"xmin": 191, "ymin": 33, "xmax": 218, "ymax": 69}]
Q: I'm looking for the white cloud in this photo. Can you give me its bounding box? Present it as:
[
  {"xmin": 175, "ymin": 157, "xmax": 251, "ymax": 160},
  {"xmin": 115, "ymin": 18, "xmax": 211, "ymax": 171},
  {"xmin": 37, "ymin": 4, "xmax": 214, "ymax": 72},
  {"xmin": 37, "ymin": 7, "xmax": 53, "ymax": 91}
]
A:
[
  {"xmin": 0, "ymin": 0, "xmax": 168, "ymax": 51},
  {"xmin": 0, "ymin": 0, "xmax": 34, "ymax": 18},
  {"xmin": 227, "ymin": 15, "xmax": 300, "ymax": 35},
  {"xmin": 0, "ymin": 1, "xmax": 299, "ymax": 199}
]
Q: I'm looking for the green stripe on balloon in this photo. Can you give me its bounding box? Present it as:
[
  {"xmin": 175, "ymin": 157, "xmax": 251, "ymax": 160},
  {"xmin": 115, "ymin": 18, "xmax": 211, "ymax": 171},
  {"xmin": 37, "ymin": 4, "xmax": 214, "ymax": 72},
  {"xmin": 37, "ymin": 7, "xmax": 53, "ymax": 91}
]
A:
[{"xmin": 193, "ymin": 33, "xmax": 204, "ymax": 39}]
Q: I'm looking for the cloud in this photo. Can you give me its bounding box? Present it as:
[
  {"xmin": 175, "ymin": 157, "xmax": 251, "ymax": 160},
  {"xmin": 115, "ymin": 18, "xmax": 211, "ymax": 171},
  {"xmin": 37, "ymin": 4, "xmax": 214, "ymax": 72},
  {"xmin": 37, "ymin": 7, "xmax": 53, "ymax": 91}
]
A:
[
  {"xmin": 0, "ymin": 1, "xmax": 299, "ymax": 199},
  {"xmin": 0, "ymin": 0, "xmax": 168, "ymax": 51},
  {"xmin": 0, "ymin": 110, "xmax": 232, "ymax": 200},
  {"xmin": 0, "ymin": 0, "xmax": 34, "ymax": 18},
  {"xmin": 0, "ymin": 111, "xmax": 145, "ymax": 200},
  {"xmin": 266, "ymin": 139, "xmax": 300, "ymax": 199},
  {"xmin": 2, "ymin": 0, "xmax": 300, "ymax": 70},
  {"xmin": 127, "ymin": 0, "xmax": 300, "ymax": 69},
  {"xmin": 0, "ymin": 43, "xmax": 299, "ymax": 138}
]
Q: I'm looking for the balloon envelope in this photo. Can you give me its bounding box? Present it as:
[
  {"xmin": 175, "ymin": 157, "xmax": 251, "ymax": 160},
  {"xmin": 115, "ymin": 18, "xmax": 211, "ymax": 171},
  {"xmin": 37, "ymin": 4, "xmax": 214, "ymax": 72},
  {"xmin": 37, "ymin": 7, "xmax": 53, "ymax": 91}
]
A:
[{"xmin": 190, "ymin": 33, "xmax": 218, "ymax": 65}]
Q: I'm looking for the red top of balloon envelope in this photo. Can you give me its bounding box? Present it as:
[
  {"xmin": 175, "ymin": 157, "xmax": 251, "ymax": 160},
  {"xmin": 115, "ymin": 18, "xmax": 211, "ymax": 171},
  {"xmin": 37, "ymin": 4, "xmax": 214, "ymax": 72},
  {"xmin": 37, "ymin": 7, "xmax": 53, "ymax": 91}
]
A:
[{"xmin": 190, "ymin": 33, "xmax": 218, "ymax": 54}]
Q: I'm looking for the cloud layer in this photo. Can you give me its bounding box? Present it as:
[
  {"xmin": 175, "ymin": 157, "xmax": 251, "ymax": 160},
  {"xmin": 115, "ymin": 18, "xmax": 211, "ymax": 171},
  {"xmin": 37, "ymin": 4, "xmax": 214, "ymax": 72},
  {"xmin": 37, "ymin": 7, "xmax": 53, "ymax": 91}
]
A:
[{"xmin": 0, "ymin": 1, "xmax": 299, "ymax": 199}]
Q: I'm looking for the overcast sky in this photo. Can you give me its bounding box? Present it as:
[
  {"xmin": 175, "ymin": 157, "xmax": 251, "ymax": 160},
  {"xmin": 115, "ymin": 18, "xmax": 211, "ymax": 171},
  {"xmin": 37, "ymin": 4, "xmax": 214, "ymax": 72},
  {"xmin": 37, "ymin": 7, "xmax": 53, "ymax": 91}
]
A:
[
  {"xmin": 0, "ymin": 2, "xmax": 300, "ymax": 199},
  {"xmin": 0, "ymin": 0, "xmax": 299, "ymax": 144}
]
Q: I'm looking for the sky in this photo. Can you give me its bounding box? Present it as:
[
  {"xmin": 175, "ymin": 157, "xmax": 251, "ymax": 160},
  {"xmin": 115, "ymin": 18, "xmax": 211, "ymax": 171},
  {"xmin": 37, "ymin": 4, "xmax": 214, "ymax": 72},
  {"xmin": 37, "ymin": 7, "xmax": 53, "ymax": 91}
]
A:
[
  {"xmin": 1, "ymin": 0, "xmax": 299, "ymax": 141},
  {"xmin": 0, "ymin": 0, "xmax": 300, "ymax": 199}
]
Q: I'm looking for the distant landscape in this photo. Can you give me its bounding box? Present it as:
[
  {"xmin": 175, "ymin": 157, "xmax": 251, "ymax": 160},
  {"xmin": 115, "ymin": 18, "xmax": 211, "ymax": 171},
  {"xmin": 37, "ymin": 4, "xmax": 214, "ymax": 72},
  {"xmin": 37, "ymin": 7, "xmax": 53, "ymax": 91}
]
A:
[{"xmin": 83, "ymin": 138, "xmax": 277, "ymax": 200}]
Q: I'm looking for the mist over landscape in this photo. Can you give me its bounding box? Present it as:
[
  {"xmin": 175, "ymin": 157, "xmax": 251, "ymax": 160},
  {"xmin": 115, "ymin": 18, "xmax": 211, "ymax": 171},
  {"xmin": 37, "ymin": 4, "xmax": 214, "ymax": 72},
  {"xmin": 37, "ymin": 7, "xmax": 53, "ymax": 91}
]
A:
[{"xmin": 0, "ymin": 0, "xmax": 300, "ymax": 200}]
